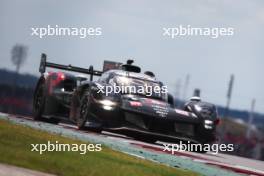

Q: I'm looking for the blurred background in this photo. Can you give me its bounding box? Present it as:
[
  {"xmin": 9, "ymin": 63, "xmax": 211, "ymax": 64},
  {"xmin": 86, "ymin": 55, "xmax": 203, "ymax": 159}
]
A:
[{"xmin": 0, "ymin": 0, "xmax": 264, "ymax": 160}]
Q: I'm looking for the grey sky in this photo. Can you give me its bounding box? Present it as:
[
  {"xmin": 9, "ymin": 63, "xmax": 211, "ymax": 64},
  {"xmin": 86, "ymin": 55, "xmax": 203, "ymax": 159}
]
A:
[{"xmin": 0, "ymin": 0, "xmax": 264, "ymax": 113}]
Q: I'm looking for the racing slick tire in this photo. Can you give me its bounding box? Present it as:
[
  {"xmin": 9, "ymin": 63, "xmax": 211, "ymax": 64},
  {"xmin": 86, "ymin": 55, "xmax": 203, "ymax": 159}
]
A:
[
  {"xmin": 76, "ymin": 90, "xmax": 102, "ymax": 133},
  {"xmin": 33, "ymin": 83, "xmax": 45, "ymax": 121},
  {"xmin": 194, "ymin": 126, "xmax": 216, "ymax": 153},
  {"xmin": 77, "ymin": 92, "xmax": 89, "ymax": 129}
]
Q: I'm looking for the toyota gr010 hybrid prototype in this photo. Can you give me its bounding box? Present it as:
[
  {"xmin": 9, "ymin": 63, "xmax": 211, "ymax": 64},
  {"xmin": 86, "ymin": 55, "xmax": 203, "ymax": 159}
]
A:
[{"xmin": 33, "ymin": 53, "xmax": 219, "ymax": 145}]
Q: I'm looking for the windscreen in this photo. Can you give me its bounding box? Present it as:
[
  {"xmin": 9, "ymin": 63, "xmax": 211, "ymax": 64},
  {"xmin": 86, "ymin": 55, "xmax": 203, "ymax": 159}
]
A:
[{"xmin": 110, "ymin": 76, "xmax": 167, "ymax": 100}]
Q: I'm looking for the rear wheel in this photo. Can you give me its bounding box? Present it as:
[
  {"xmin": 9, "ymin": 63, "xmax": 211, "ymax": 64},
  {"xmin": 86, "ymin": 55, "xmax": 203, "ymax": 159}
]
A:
[
  {"xmin": 196, "ymin": 125, "xmax": 216, "ymax": 144},
  {"xmin": 33, "ymin": 83, "xmax": 45, "ymax": 120},
  {"xmin": 194, "ymin": 127, "xmax": 215, "ymax": 153}
]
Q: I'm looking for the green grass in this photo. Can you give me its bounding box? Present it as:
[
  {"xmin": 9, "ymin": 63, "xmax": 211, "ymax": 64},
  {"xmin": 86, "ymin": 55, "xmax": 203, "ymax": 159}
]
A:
[{"xmin": 0, "ymin": 119, "xmax": 199, "ymax": 176}]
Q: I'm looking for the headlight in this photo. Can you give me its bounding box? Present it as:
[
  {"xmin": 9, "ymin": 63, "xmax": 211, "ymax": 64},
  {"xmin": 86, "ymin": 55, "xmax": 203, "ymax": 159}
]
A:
[
  {"xmin": 98, "ymin": 100, "xmax": 117, "ymax": 111},
  {"xmin": 99, "ymin": 99, "xmax": 116, "ymax": 106}
]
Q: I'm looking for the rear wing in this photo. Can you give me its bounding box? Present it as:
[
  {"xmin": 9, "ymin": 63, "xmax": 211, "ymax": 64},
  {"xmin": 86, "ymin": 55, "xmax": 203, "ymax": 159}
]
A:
[{"xmin": 39, "ymin": 53, "xmax": 102, "ymax": 81}]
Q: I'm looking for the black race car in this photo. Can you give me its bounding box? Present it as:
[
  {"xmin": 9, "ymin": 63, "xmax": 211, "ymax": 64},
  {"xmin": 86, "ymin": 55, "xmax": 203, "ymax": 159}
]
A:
[{"xmin": 33, "ymin": 53, "xmax": 219, "ymax": 144}]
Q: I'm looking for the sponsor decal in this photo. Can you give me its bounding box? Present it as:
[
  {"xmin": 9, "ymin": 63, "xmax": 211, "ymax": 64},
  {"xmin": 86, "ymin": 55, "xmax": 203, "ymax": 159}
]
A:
[{"xmin": 152, "ymin": 104, "xmax": 169, "ymax": 117}]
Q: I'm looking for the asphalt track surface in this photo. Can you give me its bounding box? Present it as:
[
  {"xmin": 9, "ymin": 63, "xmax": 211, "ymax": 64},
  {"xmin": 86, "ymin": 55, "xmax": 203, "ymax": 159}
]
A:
[{"xmin": 0, "ymin": 113, "xmax": 263, "ymax": 176}]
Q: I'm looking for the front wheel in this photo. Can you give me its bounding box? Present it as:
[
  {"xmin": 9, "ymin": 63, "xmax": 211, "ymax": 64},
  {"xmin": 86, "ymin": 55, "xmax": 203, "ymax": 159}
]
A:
[
  {"xmin": 75, "ymin": 90, "xmax": 102, "ymax": 133},
  {"xmin": 76, "ymin": 92, "xmax": 90, "ymax": 130}
]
